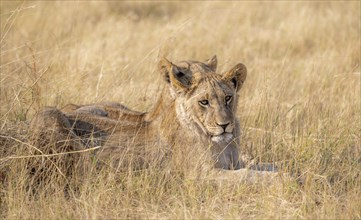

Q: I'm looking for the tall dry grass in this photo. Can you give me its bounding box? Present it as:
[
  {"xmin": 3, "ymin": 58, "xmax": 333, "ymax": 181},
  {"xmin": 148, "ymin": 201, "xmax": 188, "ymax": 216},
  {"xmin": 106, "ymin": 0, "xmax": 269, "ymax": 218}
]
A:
[{"xmin": 0, "ymin": 1, "xmax": 360, "ymax": 219}]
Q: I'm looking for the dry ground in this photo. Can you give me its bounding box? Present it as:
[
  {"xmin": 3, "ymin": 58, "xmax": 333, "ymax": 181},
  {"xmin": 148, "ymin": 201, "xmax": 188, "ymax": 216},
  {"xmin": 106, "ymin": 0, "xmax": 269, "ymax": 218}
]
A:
[{"xmin": 0, "ymin": 1, "xmax": 360, "ymax": 219}]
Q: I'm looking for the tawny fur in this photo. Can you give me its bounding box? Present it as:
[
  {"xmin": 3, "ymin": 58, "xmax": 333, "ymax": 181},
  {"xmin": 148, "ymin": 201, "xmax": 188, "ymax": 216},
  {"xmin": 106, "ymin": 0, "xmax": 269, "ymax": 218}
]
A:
[{"xmin": 29, "ymin": 56, "xmax": 274, "ymax": 180}]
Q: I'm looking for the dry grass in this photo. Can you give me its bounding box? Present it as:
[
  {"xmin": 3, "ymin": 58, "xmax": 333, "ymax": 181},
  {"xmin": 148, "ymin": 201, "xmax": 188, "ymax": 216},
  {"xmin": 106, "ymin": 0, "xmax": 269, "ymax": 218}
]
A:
[{"xmin": 0, "ymin": 1, "xmax": 360, "ymax": 219}]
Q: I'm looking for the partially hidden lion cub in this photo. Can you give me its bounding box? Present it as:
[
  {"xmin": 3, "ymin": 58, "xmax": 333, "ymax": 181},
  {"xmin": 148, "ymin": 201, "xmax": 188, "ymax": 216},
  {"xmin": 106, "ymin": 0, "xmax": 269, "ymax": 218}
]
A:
[{"xmin": 29, "ymin": 56, "xmax": 278, "ymax": 181}]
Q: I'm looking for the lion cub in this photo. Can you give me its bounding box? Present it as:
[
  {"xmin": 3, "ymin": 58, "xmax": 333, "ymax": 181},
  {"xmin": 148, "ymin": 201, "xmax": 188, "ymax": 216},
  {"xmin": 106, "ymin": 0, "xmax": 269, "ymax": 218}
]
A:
[{"xmin": 29, "ymin": 56, "xmax": 254, "ymax": 176}]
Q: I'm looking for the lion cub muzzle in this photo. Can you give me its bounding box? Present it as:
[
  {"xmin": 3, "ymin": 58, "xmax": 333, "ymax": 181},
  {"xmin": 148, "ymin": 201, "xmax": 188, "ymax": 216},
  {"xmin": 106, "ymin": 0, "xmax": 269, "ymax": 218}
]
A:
[
  {"xmin": 216, "ymin": 122, "xmax": 234, "ymax": 133},
  {"xmin": 210, "ymin": 122, "xmax": 234, "ymax": 143},
  {"xmin": 212, "ymin": 121, "xmax": 234, "ymax": 135}
]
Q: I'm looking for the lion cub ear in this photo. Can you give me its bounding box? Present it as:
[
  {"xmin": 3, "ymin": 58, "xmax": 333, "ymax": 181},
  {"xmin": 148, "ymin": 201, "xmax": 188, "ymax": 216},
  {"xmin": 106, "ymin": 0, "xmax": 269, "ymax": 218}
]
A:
[
  {"xmin": 158, "ymin": 58, "xmax": 173, "ymax": 83},
  {"xmin": 222, "ymin": 63, "xmax": 247, "ymax": 92},
  {"xmin": 158, "ymin": 58, "xmax": 191, "ymax": 92},
  {"xmin": 205, "ymin": 55, "xmax": 217, "ymax": 71}
]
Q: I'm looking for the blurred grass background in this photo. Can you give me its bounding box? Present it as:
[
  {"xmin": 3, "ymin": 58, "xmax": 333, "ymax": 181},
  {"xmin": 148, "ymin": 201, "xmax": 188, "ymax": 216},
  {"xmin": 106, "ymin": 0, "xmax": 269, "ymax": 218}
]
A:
[{"xmin": 0, "ymin": 1, "xmax": 360, "ymax": 219}]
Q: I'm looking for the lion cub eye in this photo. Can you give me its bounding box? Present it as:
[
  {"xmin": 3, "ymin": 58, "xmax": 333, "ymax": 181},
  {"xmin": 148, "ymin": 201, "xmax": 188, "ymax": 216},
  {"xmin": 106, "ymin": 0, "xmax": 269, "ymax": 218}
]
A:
[
  {"xmin": 225, "ymin": 95, "xmax": 233, "ymax": 104},
  {"xmin": 199, "ymin": 100, "xmax": 209, "ymax": 106}
]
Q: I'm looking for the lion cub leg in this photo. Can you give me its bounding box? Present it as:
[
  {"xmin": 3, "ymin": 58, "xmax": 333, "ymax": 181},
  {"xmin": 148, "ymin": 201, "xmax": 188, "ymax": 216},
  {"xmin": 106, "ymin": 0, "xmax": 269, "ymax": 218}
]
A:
[
  {"xmin": 28, "ymin": 107, "xmax": 84, "ymax": 151},
  {"xmin": 61, "ymin": 102, "xmax": 146, "ymax": 123},
  {"xmin": 27, "ymin": 107, "xmax": 89, "ymax": 192},
  {"xmin": 61, "ymin": 103, "xmax": 108, "ymax": 117},
  {"xmin": 207, "ymin": 168, "xmax": 280, "ymax": 185}
]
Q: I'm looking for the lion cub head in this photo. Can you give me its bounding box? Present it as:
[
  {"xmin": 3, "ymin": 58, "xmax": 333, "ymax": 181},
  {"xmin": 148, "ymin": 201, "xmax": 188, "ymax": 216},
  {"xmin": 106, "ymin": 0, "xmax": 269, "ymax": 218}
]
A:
[{"xmin": 159, "ymin": 56, "xmax": 247, "ymax": 143}]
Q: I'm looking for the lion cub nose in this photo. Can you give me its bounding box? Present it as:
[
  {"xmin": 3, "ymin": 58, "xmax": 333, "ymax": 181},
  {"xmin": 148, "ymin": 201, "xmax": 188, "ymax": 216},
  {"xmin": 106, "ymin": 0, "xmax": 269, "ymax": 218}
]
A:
[{"xmin": 216, "ymin": 122, "xmax": 230, "ymax": 132}]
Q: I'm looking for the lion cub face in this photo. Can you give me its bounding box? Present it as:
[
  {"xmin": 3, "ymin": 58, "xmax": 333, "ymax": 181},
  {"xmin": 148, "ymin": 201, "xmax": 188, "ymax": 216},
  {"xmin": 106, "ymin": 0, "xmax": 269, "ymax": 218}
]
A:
[{"xmin": 159, "ymin": 56, "xmax": 247, "ymax": 143}]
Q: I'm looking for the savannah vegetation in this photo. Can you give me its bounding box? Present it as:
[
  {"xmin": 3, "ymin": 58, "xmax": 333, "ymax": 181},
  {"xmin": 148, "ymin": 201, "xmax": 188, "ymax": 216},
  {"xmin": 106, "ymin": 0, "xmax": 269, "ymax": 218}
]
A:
[{"xmin": 0, "ymin": 1, "xmax": 360, "ymax": 219}]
